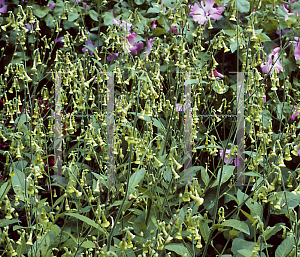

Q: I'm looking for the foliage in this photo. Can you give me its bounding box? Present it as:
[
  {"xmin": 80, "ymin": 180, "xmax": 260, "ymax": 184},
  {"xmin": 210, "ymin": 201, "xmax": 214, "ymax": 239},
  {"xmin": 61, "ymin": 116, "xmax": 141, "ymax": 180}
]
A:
[{"xmin": 0, "ymin": 0, "xmax": 300, "ymax": 256}]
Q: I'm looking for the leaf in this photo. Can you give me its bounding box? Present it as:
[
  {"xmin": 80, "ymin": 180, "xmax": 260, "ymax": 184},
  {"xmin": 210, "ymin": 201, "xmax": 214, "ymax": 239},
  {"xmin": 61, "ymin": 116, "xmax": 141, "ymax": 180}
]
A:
[
  {"xmin": 128, "ymin": 168, "xmax": 146, "ymax": 195},
  {"xmin": 241, "ymin": 210, "xmax": 255, "ymax": 225},
  {"xmin": 153, "ymin": 118, "xmax": 165, "ymax": 133},
  {"xmin": 211, "ymin": 166, "xmax": 235, "ymax": 187},
  {"xmin": 275, "ymin": 235, "xmax": 295, "ymax": 257},
  {"xmin": 0, "ymin": 182, "xmax": 11, "ymax": 202},
  {"xmin": 147, "ymin": 7, "xmax": 161, "ymax": 14},
  {"xmin": 89, "ymin": 10, "xmax": 99, "ymax": 21},
  {"xmin": 200, "ymin": 166, "xmax": 209, "ymax": 186},
  {"xmin": 45, "ymin": 13, "xmax": 55, "ymax": 29},
  {"xmin": 194, "ymin": 145, "xmax": 222, "ymax": 150},
  {"xmin": 263, "ymin": 224, "xmax": 283, "ymax": 240},
  {"xmin": 184, "ymin": 79, "xmax": 200, "ymax": 85},
  {"xmin": 32, "ymin": 4, "xmax": 50, "ymax": 18},
  {"xmin": 68, "ymin": 11, "xmax": 79, "ymax": 22},
  {"xmin": 81, "ymin": 241, "xmax": 96, "ymax": 248},
  {"xmin": 221, "ymin": 219, "xmax": 250, "ymax": 235},
  {"xmin": 259, "ymin": 32, "xmax": 271, "ymax": 42},
  {"xmin": 0, "ymin": 219, "xmax": 18, "ymax": 227},
  {"xmin": 153, "ymin": 27, "xmax": 165, "ymax": 36},
  {"xmin": 165, "ymin": 243, "xmax": 192, "ymax": 257},
  {"xmin": 102, "ymin": 12, "xmax": 114, "ymax": 26},
  {"xmin": 135, "ymin": 0, "xmax": 145, "ymax": 5},
  {"xmin": 231, "ymin": 238, "xmax": 256, "ymax": 254},
  {"xmin": 236, "ymin": 0, "xmax": 250, "ymax": 13},
  {"xmin": 11, "ymin": 168, "xmax": 28, "ymax": 201},
  {"xmin": 64, "ymin": 213, "xmax": 107, "ymax": 234}
]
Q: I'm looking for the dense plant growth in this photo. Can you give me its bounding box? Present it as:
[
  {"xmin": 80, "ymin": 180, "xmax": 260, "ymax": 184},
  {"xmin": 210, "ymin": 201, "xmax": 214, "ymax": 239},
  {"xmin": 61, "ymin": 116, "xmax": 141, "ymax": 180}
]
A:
[{"xmin": 0, "ymin": 0, "xmax": 300, "ymax": 256}]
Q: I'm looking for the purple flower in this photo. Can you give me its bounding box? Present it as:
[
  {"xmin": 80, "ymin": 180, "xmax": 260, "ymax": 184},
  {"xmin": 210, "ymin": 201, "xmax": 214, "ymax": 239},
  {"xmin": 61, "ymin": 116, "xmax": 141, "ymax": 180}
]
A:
[
  {"xmin": 290, "ymin": 105, "xmax": 299, "ymax": 120},
  {"xmin": 25, "ymin": 23, "xmax": 37, "ymax": 32},
  {"xmin": 144, "ymin": 38, "xmax": 154, "ymax": 56},
  {"xmin": 48, "ymin": 3, "xmax": 55, "ymax": 11},
  {"xmin": 294, "ymin": 145, "xmax": 300, "ymax": 156},
  {"xmin": 189, "ymin": 0, "xmax": 224, "ymax": 25},
  {"xmin": 293, "ymin": 38, "xmax": 300, "ymax": 61},
  {"xmin": 0, "ymin": 0, "xmax": 8, "ymax": 14},
  {"xmin": 84, "ymin": 3, "xmax": 87, "ymax": 9},
  {"xmin": 220, "ymin": 149, "xmax": 239, "ymax": 166},
  {"xmin": 152, "ymin": 20, "xmax": 157, "ymax": 29},
  {"xmin": 72, "ymin": 0, "xmax": 82, "ymax": 3},
  {"xmin": 107, "ymin": 53, "xmax": 118, "ymax": 61},
  {"xmin": 82, "ymin": 38, "xmax": 96, "ymax": 55},
  {"xmin": 54, "ymin": 36, "xmax": 64, "ymax": 47},
  {"xmin": 260, "ymin": 47, "xmax": 284, "ymax": 76}
]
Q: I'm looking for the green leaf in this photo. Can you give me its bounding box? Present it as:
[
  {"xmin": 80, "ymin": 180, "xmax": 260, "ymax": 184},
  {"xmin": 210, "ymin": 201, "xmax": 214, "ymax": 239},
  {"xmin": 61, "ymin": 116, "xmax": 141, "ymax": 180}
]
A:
[
  {"xmin": 102, "ymin": 12, "xmax": 114, "ymax": 26},
  {"xmin": 231, "ymin": 238, "xmax": 256, "ymax": 254},
  {"xmin": 45, "ymin": 13, "xmax": 55, "ymax": 29},
  {"xmin": 153, "ymin": 27, "xmax": 165, "ymax": 36},
  {"xmin": 68, "ymin": 11, "xmax": 79, "ymax": 22},
  {"xmin": 64, "ymin": 213, "xmax": 107, "ymax": 234},
  {"xmin": 200, "ymin": 166, "xmax": 209, "ymax": 186},
  {"xmin": 194, "ymin": 145, "xmax": 222, "ymax": 150},
  {"xmin": 237, "ymin": 249, "xmax": 255, "ymax": 256},
  {"xmin": 165, "ymin": 243, "xmax": 192, "ymax": 256},
  {"xmin": 236, "ymin": 0, "xmax": 250, "ymax": 13},
  {"xmin": 0, "ymin": 219, "xmax": 18, "ymax": 227},
  {"xmin": 184, "ymin": 79, "xmax": 200, "ymax": 85},
  {"xmin": 128, "ymin": 168, "xmax": 146, "ymax": 195},
  {"xmin": 275, "ymin": 235, "xmax": 295, "ymax": 257},
  {"xmin": 81, "ymin": 241, "xmax": 96, "ymax": 248},
  {"xmin": 211, "ymin": 166, "xmax": 235, "ymax": 187},
  {"xmin": 221, "ymin": 219, "xmax": 250, "ymax": 235},
  {"xmin": 0, "ymin": 182, "xmax": 11, "ymax": 202},
  {"xmin": 135, "ymin": 0, "xmax": 145, "ymax": 5},
  {"xmin": 89, "ymin": 10, "xmax": 99, "ymax": 21},
  {"xmin": 241, "ymin": 210, "xmax": 255, "ymax": 224},
  {"xmin": 32, "ymin": 4, "xmax": 50, "ymax": 18},
  {"xmin": 263, "ymin": 224, "xmax": 283, "ymax": 240},
  {"xmin": 259, "ymin": 32, "xmax": 271, "ymax": 42},
  {"xmin": 11, "ymin": 168, "xmax": 28, "ymax": 201},
  {"xmin": 147, "ymin": 7, "xmax": 161, "ymax": 14}
]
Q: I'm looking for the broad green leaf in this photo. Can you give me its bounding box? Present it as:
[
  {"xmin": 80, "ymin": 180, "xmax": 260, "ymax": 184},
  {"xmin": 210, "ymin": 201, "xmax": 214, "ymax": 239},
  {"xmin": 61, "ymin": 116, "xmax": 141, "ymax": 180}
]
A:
[
  {"xmin": 135, "ymin": 0, "xmax": 145, "ymax": 5},
  {"xmin": 199, "ymin": 220, "xmax": 210, "ymax": 242},
  {"xmin": 153, "ymin": 27, "xmax": 165, "ymax": 36},
  {"xmin": 237, "ymin": 249, "xmax": 255, "ymax": 256},
  {"xmin": 211, "ymin": 166, "xmax": 235, "ymax": 187},
  {"xmin": 89, "ymin": 10, "xmax": 99, "ymax": 21},
  {"xmin": 32, "ymin": 4, "xmax": 50, "ymax": 18},
  {"xmin": 165, "ymin": 243, "xmax": 192, "ymax": 257},
  {"xmin": 63, "ymin": 231, "xmax": 79, "ymax": 244},
  {"xmin": 244, "ymin": 172, "xmax": 262, "ymax": 177},
  {"xmin": 263, "ymin": 224, "xmax": 283, "ymax": 240},
  {"xmin": 221, "ymin": 219, "xmax": 250, "ymax": 235},
  {"xmin": 241, "ymin": 210, "xmax": 255, "ymax": 224},
  {"xmin": 45, "ymin": 13, "xmax": 55, "ymax": 29},
  {"xmin": 102, "ymin": 12, "xmax": 114, "ymax": 26},
  {"xmin": 0, "ymin": 182, "xmax": 11, "ymax": 202},
  {"xmin": 11, "ymin": 168, "xmax": 28, "ymax": 201},
  {"xmin": 147, "ymin": 7, "xmax": 161, "ymax": 14},
  {"xmin": 0, "ymin": 219, "xmax": 18, "ymax": 227},
  {"xmin": 259, "ymin": 32, "xmax": 271, "ymax": 42},
  {"xmin": 231, "ymin": 238, "xmax": 256, "ymax": 254},
  {"xmin": 81, "ymin": 241, "xmax": 96, "ymax": 248},
  {"xmin": 64, "ymin": 213, "xmax": 107, "ymax": 234},
  {"xmin": 128, "ymin": 168, "xmax": 146, "ymax": 195},
  {"xmin": 236, "ymin": 0, "xmax": 250, "ymax": 13},
  {"xmin": 68, "ymin": 11, "xmax": 79, "ymax": 22},
  {"xmin": 275, "ymin": 235, "xmax": 295, "ymax": 257}
]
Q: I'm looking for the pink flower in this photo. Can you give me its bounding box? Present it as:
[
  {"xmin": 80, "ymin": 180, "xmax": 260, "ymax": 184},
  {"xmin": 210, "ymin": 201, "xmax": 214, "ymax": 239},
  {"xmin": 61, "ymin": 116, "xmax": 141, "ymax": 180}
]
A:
[
  {"xmin": 260, "ymin": 47, "xmax": 284, "ymax": 76},
  {"xmin": 293, "ymin": 39, "xmax": 300, "ymax": 61},
  {"xmin": 280, "ymin": 4, "xmax": 294, "ymax": 20},
  {"xmin": 48, "ymin": 3, "xmax": 55, "ymax": 11},
  {"xmin": 294, "ymin": 145, "xmax": 300, "ymax": 156},
  {"xmin": 152, "ymin": 20, "xmax": 157, "ymax": 29},
  {"xmin": 123, "ymin": 32, "xmax": 144, "ymax": 55},
  {"xmin": 189, "ymin": 0, "xmax": 224, "ymax": 25},
  {"xmin": 209, "ymin": 70, "xmax": 224, "ymax": 80},
  {"xmin": 113, "ymin": 19, "xmax": 132, "ymax": 32},
  {"xmin": 82, "ymin": 39, "xmax": 96, "ymax": 55},
  {"xmin": 144, "ymin": 38, "xmax": 154, "ymax": 56},
  {"xmin": 290, "ymin": 105, "xmax": 299, "ymax": 120},
  {"xmin": 84, "ymin": 3, "xmax": 87, "ymax": 9},
  {"xmin": 0, "ymin": 0, "xmax": 7, "ymax": 13},
  {"xmin": 219, "ymin": 149, "xmax": 239, "ymax": 166},
  {"xmin": 168, "ymin": 26, "xmax": 179, "ymax": 35},
  {"xmin": 72, "ymin": 0, "xmax": 82, "ymax": 3}
]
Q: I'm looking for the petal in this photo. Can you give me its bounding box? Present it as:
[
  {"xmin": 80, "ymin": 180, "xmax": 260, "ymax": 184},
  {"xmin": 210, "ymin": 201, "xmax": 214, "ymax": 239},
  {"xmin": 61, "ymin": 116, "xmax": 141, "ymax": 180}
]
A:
[
  {"xmin": 294, "ymin": 42, "xmax": 300, "ymax": 60},
  {"xmin": 0, "ymin": 3, "xmax": 7, "ymax": 14},
  {"xmin": 144, "ymin": 38, "xmax": 153, "ymax": 56}
]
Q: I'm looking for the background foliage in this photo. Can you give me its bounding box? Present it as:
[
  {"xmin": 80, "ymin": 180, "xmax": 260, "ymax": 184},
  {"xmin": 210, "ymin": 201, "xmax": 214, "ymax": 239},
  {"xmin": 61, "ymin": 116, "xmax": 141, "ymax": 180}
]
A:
[{"xmin": 0, "ymin": 0, "xmax": 300, "ymax": 256}]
